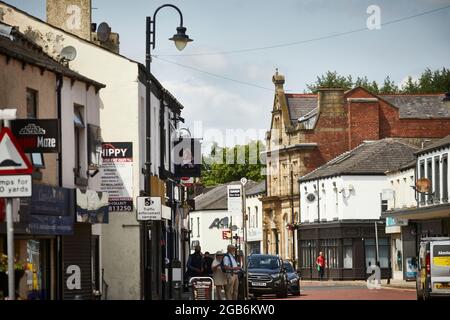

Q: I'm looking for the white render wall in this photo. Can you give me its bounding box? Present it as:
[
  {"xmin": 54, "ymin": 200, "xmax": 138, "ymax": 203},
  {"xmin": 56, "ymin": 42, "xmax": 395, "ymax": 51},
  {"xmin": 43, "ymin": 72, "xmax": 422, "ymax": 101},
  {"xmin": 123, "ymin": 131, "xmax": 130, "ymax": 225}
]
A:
[
  {"xmin": 300, "ymin": 175, "xmax": 387, "ymax": 223},
  {"xmin": 386, "ymin": 168, "xmax": 416, "ymax": 211},
  {"xmin": 190, "ymin": 210, "xmax": 244, "ymax": 254},
  {"xmin": 246, "ymin": 194, "xmax": 263, "ymax": 248}
]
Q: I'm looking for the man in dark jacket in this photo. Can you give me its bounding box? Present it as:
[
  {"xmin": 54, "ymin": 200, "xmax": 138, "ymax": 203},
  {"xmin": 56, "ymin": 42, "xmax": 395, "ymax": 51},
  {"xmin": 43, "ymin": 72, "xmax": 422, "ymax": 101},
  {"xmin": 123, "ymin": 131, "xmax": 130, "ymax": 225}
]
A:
[
  {"xmin": 203, "ymin": 252, "xmax": 214, "ymax": 277},
  {"xmin": 187, "ymin": 245, "xmax": 204, "ymax": 279}
]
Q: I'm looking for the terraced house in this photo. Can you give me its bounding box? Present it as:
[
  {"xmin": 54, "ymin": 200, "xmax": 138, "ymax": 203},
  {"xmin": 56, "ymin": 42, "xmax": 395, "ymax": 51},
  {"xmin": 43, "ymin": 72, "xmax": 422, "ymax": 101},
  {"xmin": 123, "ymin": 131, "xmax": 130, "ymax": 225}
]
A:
[{"xmin": 263, "ymin": 70, "xmax": 450, "ymax": 268}]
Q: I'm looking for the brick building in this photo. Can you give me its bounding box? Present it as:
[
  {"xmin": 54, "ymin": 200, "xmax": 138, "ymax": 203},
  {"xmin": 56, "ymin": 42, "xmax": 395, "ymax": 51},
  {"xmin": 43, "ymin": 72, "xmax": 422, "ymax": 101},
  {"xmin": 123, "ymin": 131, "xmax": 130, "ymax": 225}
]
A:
[{"xmin": 263, "ymin": 70, "xmax": 450, "ymax": 267}]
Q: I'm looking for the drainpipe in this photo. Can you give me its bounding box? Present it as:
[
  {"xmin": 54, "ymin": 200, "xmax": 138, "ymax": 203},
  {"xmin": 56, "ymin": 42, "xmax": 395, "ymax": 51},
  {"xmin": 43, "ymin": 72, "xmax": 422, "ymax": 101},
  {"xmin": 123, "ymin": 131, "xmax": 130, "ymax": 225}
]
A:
[{"xmin": 56, "ymin": 75, "xmax": 64, "ymax": 300}]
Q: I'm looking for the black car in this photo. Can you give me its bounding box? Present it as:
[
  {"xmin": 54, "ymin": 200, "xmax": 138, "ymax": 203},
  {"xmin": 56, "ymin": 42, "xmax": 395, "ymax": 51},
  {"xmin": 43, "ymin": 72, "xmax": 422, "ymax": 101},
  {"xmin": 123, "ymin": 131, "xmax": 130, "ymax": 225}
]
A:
[
  {"xmin": 283, "ymin": 260, "xmax": 301, "ymax": 296},
  {"xmin": 247, "ymin": 254, "xmax": 288, "ymax": 298}
]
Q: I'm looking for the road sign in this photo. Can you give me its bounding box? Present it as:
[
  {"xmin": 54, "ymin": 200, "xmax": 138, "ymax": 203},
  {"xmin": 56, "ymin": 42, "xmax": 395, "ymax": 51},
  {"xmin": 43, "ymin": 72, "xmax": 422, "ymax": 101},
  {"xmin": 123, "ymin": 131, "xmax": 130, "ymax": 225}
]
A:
[
  {"xmin": 0, "ymin": 175, "xmax": 32, "ymax": 198},
  {"xmin": 222, "ymin": 229, "xmax": 232, "ymax": 240},
  {"xmin": 0, "ymin": 128, "xmax": 33, "ymax": 175},
  {"xmin": 137, "ymin": 197, "xmax": 162, "ymax": 221}
]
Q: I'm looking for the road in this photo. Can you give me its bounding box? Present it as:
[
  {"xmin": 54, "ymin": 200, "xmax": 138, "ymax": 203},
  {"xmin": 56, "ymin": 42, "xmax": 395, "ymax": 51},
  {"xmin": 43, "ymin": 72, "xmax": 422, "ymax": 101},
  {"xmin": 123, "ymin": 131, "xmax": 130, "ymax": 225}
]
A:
[{"xmin": 261, "ymin": 281, "xmax": 417, "ymax": 301}]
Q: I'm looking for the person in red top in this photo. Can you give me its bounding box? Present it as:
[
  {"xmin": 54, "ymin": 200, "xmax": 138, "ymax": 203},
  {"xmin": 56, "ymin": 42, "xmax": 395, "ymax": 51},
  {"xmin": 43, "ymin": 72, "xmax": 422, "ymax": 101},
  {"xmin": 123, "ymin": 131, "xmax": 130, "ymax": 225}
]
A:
[{"xmin": 316, "ymin": 252, "xmax": 326, "ymax": 281}]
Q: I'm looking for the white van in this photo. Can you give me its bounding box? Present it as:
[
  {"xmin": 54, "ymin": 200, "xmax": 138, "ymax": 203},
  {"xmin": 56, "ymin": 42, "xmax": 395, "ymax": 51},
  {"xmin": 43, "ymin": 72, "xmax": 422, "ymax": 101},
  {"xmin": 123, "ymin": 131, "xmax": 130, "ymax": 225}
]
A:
[{"xmin": 416, "ymin": 237, "xmax": 450, "ymax": 300}]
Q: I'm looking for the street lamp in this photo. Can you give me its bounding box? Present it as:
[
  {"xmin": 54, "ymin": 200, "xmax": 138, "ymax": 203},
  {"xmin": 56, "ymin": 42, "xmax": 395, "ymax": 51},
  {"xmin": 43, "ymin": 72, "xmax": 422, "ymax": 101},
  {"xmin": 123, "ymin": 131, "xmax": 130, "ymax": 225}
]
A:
[{"xmin": 143, "ymin": 4, "xmax": 193, "ymax": 301}]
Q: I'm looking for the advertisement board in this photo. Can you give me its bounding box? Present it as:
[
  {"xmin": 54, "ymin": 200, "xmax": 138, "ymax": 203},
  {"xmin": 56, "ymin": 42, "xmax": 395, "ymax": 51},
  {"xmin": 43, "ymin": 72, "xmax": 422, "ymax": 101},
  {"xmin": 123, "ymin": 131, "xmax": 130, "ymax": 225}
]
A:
[{"xmin": 10, "ymin": 119, "xmax": 60, "ymax": 153}]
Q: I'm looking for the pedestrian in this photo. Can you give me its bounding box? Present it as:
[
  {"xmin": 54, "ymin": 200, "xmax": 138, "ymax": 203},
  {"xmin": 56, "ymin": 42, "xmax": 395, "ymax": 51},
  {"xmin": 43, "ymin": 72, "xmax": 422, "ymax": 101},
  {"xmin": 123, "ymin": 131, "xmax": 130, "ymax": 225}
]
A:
[
  {"xmin": 203, "ymin": 252, "xmax": 214, "ymax": 277},
  {"xmin": 222, "ymin": 244, "xmax": 241, "ymax": 300},
  {"xmin": 316, "ymin": 252, "xmax": 326, "ymax": 281},
  {"xmin": 186, "ymin": 245, "xmax": 204, "ymax": 280},
  {"xmin": 211, "ymin": 251, "xmax": 227, "ymax": 300}
]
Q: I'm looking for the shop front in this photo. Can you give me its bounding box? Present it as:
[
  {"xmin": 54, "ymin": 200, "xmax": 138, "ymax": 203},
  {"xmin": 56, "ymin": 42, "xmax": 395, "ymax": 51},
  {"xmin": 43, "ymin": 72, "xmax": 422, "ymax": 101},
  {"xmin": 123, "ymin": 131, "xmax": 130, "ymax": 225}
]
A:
[{"xmin": 0, "ymin": 184, "xmax": 75, "ymax": 300}]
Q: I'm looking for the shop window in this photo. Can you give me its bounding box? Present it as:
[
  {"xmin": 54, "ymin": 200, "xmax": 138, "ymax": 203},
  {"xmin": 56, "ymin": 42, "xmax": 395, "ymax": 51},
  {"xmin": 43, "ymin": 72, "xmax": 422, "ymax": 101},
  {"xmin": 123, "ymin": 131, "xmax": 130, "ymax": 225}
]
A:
[
  {"xmin": 300, "ymin": 240, "xmax": 316, "ymax": 268},
  {"xmin": 321, "ymin": 239, "xmax": 339, "ymax": 269},
  {"xmin": 343, "ymin": 239, "xmax": 353, "ymax": 269},
  {"xmin": 443, "ymin": 154, "xmax": 448, "ymax": 203},
  {"xmin": 434, "ymin": 156, "xmax": 440, "ymax": 203},
  {"xmin": 364, "ymin": 238, "xmax": 390, "ymax": 268}
]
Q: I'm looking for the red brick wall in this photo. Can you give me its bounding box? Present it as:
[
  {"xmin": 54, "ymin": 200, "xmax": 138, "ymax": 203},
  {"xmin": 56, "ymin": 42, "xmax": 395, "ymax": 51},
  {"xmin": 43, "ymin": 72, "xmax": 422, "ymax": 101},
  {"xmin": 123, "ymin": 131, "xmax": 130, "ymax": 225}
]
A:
[{"xmin": 348, "ymin": 101, "xmax": 380, "ymax": 149}]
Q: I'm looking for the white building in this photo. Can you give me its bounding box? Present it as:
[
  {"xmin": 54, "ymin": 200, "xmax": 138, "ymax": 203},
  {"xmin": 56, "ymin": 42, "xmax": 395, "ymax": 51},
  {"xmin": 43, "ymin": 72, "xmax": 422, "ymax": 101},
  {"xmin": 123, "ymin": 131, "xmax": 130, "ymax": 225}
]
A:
[
  {"xmin": 0, "ymin": 1, "xmax": 185, "ymax": 300},
  {"xmin": 246, "ymin": 181, "xmax": 265, "ymax": 254},
  {"xmin": 298, "ymin": 139, "xmax": 418, "ymax": 280}
]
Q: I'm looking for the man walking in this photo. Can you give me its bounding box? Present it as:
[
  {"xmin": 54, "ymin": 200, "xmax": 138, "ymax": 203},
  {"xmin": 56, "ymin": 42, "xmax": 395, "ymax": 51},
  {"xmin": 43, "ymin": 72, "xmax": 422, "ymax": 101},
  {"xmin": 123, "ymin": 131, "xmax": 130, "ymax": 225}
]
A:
[
  {"xmin": 222, "ymin": 245, "xmax": 240, "ymax": 300},
  {"xmin": 316, "ymin": 252, "xmax": 326, "ymax": 281},
  {"xmin": 187, "ymin": 245, "xmax": 204, "ymax": 279}
]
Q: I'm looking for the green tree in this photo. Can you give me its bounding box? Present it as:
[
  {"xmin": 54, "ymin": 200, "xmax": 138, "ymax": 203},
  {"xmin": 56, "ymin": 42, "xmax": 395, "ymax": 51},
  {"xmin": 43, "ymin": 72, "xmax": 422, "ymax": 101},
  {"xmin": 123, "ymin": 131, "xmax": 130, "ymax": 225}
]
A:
[
  {"xmin": 201, "ymin": 141, "xmax": 266, "ymax": 187},
  {"xmin": 306, "ymin": 71, "xmax": 354, "ymax": 93},
  {"xmin": 380, "ymin": 76, "xmax": 399, "ymax": 94}
]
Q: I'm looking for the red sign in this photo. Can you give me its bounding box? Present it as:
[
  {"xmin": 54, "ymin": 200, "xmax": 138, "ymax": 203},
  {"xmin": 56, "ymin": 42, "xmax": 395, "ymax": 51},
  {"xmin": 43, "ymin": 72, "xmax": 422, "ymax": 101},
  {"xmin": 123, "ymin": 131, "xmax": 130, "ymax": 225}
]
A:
[
  {"xmin": 0, "ymin": 128, "xmax": 33, "ymax": 175},
  {"xmin": 222, "ymin": 230, "xmax": 232, "ymax": 240}
]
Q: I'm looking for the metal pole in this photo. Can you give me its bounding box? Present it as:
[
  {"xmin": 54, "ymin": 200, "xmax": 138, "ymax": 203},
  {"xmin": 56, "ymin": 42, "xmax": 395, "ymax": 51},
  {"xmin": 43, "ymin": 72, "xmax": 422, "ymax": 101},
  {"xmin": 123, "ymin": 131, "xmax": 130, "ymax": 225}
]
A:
[
  {"xmin": 6, "ymin": 198, "xmax": 14, "ymax": 300},
  {"xmin": 242, "ymin": 183, "xmax": 248, "ymax": 300},
  {"xmin": 290, "ymin": 167, "xmax": 296, "ymax": 269}
]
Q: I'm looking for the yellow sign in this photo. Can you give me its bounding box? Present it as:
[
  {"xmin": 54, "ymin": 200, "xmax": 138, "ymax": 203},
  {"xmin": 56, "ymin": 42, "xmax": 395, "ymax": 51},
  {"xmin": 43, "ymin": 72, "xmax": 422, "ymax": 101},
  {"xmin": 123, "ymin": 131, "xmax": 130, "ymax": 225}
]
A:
[{"xmin": 433, "ymin": 257, "xmax": 450, "ymax": 267}]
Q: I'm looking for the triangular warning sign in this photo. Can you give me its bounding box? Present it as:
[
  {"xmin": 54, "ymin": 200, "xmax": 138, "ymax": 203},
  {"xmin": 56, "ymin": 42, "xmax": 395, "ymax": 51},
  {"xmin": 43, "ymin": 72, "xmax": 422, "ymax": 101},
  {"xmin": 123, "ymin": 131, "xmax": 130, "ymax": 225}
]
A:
[{"xmin": 0, "ymin": 127, "xmax": 33, "ymax": 175}]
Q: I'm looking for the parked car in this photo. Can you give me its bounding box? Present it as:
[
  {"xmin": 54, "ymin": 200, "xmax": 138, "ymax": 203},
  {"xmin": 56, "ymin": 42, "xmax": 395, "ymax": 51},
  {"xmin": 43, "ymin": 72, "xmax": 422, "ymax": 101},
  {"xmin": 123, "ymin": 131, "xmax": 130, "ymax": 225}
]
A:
[
  {"xmin": 283, "ymin": 260, "xmax": 301, "ymax": 296},
  {"xmin": 247, "ymin": 254, "xmax": 288, "ymax": 298},
  {"xmin": 416, "ymin": 237, "xmax": 450, "ymax": 300}
]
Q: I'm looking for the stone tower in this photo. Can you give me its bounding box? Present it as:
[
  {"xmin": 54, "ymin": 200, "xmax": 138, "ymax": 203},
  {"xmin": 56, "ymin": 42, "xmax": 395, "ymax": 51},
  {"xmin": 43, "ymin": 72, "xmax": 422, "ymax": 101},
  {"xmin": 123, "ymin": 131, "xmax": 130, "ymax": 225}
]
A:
[{"xmin": 47, "ymin": 0, "xmax": 92, "ymax": 41}]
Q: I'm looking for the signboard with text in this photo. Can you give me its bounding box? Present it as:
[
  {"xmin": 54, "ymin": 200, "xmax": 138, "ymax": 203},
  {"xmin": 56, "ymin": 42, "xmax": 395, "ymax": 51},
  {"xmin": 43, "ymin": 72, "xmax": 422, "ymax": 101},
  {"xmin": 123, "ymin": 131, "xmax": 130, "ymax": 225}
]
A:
[
  {"xmin": 137, "ymin": 197, "xmax": 162, "ymax": 221},
  {"xmin": 10, "ymin": 119, "xmax": 60, "ymax": 153},
  {"xmin": 100, "ymin": 142, "xmax": 133, "ymax": 212},
  {"xmin": 227, "ymin": 185, "xmax": 242, "ymax": 214}
]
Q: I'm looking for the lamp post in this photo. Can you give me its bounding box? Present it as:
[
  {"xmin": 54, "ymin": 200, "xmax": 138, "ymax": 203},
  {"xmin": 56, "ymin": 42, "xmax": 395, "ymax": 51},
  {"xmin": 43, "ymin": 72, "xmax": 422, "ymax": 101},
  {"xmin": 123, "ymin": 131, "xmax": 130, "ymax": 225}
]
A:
[{"xmin": 144, "ymin": 4, "xmax": 192, "ymax": 301}]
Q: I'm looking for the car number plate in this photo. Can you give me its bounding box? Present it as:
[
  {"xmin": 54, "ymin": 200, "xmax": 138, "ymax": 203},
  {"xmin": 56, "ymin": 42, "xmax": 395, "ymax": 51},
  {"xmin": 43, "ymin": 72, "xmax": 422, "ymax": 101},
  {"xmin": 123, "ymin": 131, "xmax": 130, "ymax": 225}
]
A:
[
  {"xmin": 252, "ymin": 282, "xmax": 267, "ymax": 287},
  {"xmin": 435, "ymin": 283, "xmax": 450, "ymax": 289}
]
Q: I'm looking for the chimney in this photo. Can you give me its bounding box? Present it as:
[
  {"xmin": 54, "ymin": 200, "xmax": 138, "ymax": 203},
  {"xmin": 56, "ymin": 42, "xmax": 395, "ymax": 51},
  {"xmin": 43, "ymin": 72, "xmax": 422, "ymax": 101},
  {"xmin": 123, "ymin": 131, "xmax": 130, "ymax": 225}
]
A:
[
  {"xmin": 318, "ymin": 88, "xmax": 345, "ymax": 117},
  {"xmin": 272, "ymin": 68, "xmax": 285, "ymax": 92},
  {"xmin": 46, "ymin": 0, "xmax": 92, "ymax": 41}
]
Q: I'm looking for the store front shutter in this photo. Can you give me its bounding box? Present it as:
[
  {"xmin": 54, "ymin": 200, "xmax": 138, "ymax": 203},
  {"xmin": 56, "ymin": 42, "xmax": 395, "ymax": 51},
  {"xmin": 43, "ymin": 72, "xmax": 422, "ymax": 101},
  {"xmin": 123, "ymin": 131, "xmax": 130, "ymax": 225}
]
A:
[{"xmin": 62, "ymin": 223, "xmax": 92, "ymax": 300}]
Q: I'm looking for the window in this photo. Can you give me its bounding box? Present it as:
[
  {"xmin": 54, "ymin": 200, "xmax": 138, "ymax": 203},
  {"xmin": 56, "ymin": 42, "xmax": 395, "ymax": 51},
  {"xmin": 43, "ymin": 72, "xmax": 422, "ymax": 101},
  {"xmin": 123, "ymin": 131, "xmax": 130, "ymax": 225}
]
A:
[
  {"xmin": 197, "ymin": 217, "xmax": 200, "ymax": 238},
  {"xmin": 419, "ymin": 161, "xmax": 426, "ymax": 204},
  {"xmin": 300, "ymin": 240, "xmax": 316, "ymax": 268},
  {"xmin": 255, "ymin": 206, "xmax": 259, "ymax": 228},
  {"xmin": 434, "ymin": 156, "xmax": 441, "ymax": 203},
  {"xmin": 343, "ymin": 239, "xmax": 353, "ymax": 269},
  {"xmin": 87, "ymin": 124, "xmax": 102, "ymax": 168},
  {"xmin": 26, "ymin": 88, "xmax": 38, "ymax": 118},
  {"xmin": 443, "ymin": 154, "xmax": 448, "ymax": 203},
  {"xmin": 365, "ymin": 238, "xmax": 390, "ymax": 268},
  {"xmin": 381, "ymin": 199, "xmax": 388, "ymax": 212},
  {"xmin": 74, "ymin": 105, "xmax": 85, "ymax": 178},
  {"xmin": 321, "ymin": 239, "xmax": 339, "ymax": 269},
  {"xmin": 427, "ymin": 159, "xmax": 433, "ymax": 204}
]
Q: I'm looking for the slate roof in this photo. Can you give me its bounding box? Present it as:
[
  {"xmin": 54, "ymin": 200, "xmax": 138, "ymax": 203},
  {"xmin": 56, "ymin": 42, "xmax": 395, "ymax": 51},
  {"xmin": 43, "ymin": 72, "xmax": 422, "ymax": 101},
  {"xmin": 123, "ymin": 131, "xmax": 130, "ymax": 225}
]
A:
[
  {"xmin": 0, "ymin": 22, "xmax": 105, "ymax": 89},
  {"xmin": 300, "ymin": 139, "xmax": 419, "ymax": 182},
  {"xmin": 416, "ymin": 135, "xmax": 450, "ymax": 156},
  {"xmin": 194, "ymin": 180, "xmax": 259, "ymax": 211},
  {"xmin": 285, "ymin": 94, "xmax": 318, "ymax": 122},
  {"xmin": 246, "ymin": 181, "xmax": 266, "ymax": 197},
  {"xmin": 380, "ymin": 95, "xmax": 449, "ymax": 119}
]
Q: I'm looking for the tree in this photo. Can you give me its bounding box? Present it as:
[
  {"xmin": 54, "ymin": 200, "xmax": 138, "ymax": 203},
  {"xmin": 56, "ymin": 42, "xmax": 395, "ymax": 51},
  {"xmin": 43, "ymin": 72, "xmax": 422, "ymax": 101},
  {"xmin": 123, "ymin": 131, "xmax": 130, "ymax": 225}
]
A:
[
  {"xmin": 305, "ymin": 68, "xmax": 449, "ymax": 94},
  {"xmin": 201, "ymin": 141, "xmax": 266, "ymax": 187}
]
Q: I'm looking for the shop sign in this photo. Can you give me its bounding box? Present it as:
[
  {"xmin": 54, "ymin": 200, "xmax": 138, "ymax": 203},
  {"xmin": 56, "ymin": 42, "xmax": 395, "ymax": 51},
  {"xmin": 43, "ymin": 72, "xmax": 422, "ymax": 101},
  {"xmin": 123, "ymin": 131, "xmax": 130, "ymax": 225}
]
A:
[
  {"xmin": 173, "ymin": 138, "xmax": 202, "ymax": 178},
  {"xmin": 76, "ymin": 189, "xmax": 109, "ymax": 224},
  {"xmin": 10, "ymin": 119, "xmax": 60, "ymax": 153},
  {"xmin": 100, "ymin": 142, "xmax": 133, "ymax": 212},
  {"xmin": 20, "ymin": 185, "xmax": 75, "ymax": 235}
]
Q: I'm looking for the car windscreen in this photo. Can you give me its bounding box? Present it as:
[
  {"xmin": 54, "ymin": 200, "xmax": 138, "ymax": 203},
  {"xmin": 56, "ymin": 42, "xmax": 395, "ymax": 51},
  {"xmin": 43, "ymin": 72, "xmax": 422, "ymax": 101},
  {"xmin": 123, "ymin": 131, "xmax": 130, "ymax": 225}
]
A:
[{"xmin": 248, "ymin": 257, "xmax": 280, "ymax": 270}]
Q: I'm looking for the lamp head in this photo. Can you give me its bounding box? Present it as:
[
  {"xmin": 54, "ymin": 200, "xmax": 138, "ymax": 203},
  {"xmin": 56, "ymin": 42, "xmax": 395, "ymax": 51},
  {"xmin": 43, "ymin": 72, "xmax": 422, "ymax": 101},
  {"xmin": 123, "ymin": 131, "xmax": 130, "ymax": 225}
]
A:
[{"xmin": 169, "ymin": 26, "xmax": 193, "ymax": 51}]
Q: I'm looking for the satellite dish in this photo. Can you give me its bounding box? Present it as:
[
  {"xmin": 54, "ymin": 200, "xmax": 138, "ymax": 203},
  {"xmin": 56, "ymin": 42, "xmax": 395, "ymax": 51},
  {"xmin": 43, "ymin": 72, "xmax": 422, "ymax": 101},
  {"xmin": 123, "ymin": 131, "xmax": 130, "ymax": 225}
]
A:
[
  {"xmin": 97, "ymin": 22, "xmax": 111, "ymax": 42},
  {"xmin": 61, "ymin": 46, "xmax": 77, "ymax": 62}
]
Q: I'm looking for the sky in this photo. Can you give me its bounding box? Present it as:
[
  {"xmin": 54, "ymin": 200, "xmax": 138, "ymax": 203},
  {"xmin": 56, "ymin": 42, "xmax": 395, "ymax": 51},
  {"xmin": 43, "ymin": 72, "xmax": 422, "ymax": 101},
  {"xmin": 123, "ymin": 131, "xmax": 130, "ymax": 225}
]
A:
[{"xmin": 3, "ymin": 0, "xmax": 450, "ymax": 147}]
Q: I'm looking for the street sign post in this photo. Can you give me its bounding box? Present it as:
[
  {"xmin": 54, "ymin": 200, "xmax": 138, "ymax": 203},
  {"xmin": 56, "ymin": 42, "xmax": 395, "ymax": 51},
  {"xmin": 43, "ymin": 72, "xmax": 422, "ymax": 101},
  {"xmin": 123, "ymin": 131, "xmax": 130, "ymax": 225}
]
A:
[
  {"xmin": 137, "ymin": 197, "xmax": 162, "ymax": 221},
  {"xmin": 0, "ymin": 125, "xmax": 33, "ymax": 301}
]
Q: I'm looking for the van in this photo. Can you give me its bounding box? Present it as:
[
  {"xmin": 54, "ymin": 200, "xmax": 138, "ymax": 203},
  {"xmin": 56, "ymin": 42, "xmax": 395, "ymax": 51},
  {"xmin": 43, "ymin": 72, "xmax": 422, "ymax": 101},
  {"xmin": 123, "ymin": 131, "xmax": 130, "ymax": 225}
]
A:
[{"xmin": 416, "ymin": 237, "xmax": 450, "ymax": 300}]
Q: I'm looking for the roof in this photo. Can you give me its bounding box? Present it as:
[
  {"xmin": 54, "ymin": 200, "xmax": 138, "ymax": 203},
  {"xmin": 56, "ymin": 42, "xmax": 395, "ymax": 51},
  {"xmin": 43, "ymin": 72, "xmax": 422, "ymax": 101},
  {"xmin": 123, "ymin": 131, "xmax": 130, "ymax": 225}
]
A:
[
  {"xmin": 300, "ymin": 139, "xmax": 419, "ymax": 182},
  {"xmin": 285, "ymin": 94, "xmax": 318, "ymax": 123},
  {"xmin": 416, "ymin": 135, "xmax": 450, "ymax": 156},
  {"xmin": 380, "ymin": 94, "xmax": 449, "ymax": 119},
  {"xmin": 0, "ymin": 22, "xmax": 105, "ymax": 89},
  {"xmin": 194, "ymin": 180, "xmax": 259, "ymax": 211},
  {"xmin": 246, "ymin": 180, "xmax": 266, "ymax": 197},
  {"xmin": 0, "ymin": 1, "xmax": 184, "ymax": 111}
]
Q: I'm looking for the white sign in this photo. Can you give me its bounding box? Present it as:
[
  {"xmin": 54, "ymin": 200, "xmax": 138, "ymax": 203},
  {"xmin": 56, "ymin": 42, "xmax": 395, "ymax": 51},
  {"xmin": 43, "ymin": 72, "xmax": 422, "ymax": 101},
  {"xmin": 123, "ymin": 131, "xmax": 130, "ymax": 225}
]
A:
[
  {"xmin": 227, "ymin": 185, "xmax": 242, "ymax": 214},
  {"xmin": 137, "ymin": 197, "xmax": 162, "ymax": 221},
  {"xmin": 162, "ymin": 205, "xmax": 172, "ymax": 221},
  {"xmin": 0, "ymin": 175, "xmax": 32, "ymax": 198}
]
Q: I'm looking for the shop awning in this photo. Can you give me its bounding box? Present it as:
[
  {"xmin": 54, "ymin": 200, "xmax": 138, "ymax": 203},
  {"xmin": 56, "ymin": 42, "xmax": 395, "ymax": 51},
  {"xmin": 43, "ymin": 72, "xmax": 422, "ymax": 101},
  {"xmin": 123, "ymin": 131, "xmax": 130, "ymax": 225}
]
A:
[{"xmin": 382, "ymin": 203, "xmax": 450, "ymax": 221}]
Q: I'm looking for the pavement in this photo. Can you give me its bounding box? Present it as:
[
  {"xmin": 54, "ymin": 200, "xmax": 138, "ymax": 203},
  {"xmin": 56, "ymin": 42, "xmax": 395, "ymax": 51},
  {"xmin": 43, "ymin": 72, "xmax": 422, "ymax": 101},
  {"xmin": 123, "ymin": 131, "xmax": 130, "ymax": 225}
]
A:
[{"xmin": 300, "ymin": 279, "xmax": 416, "ymax": 291}]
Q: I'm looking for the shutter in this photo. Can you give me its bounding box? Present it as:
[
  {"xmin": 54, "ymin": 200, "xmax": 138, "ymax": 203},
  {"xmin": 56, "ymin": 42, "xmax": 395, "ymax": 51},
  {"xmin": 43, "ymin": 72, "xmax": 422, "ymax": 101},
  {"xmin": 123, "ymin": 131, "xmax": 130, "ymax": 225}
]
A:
[{"xmin": 62, "ymin": 223, "xmax": 92, "ymax": 300}]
